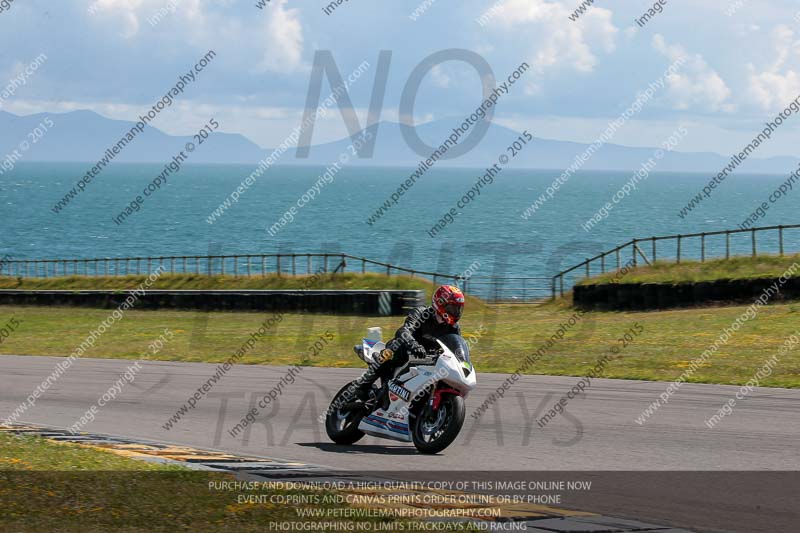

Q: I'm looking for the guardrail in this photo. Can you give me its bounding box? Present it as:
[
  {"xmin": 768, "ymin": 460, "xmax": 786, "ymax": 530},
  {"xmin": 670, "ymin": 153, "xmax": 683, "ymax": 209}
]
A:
[{"xmin": 552, "ymin": 223, "xmax": 800, "ymax": 298}]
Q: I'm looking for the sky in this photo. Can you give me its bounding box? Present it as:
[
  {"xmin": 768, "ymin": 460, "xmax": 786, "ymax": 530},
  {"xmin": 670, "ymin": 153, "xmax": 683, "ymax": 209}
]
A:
[{"xmin": 1, "ymin": 0, "xmax": 799, "ymax": 158}]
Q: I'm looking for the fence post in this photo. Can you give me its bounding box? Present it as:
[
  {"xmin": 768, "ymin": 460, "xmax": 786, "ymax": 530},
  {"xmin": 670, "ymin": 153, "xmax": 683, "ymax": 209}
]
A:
[
  {"xmin": 147, "ymin": 257, "xmax": 151, "ymax": 274},
  {"xmin": 585, "ymin": 259, "xmax": 590, "ymax": 278},
  {"xmin": 341, "ymin": 254, "xmax": 346, "ymax": 273},
  {"xmin": 725, "ymin": 231, "xmax": 730, "ymax": 259},
  {"xmin": 701, "ymin": 233, "xmax": 705, "ymax": 263},
  {"xmin": 292, "ymin": 254, "xmax": 296, "ymax": 276},
  {"xmin": 247, "ymin": 256, "xmax": 251, "ymax": 277},
  {"xmin": 779, "ymin": 226, "xmax": 784, "ymax": 256},
  {"xmin": 652, "ymin": 237, "xmax": 657, "ymax": 263},
  {"xmin": 362, "ymin": 258, "xmax": 366, "ymax": 274},
  {"xmin": 170, "ymin": 257, "xmax": 175, "ymax": 274},
  {"xmin": 324, "ymin": 254, "xmax": 329, "ymax": 273},
  {"xmin": 751, "ymin": 229, "xmax": 757, "ymax": 257},
  {"xmin": 307, "ymin": 255, "xmax": 311, "ymax": 274},
  {"xmin": 233, "ymin": 256, "xmax": 238, "ymax": 277},
  {"xmin": 560, "ymin": 275, "xmax": 564, "ymax": 297},
  {"xmin": 277, "ymin": 255, "xmax": 281, "ymax": 277},
  {"xmin": 600, "ymin": 253, "xmax": 605, "ymax": 273},
  {"xmin": 677, "ymin": 235, "xmax": 682, "ymax": 264},
  {"xmin": 632, "ymin": 240, "xmax": 638, "ymax": 267}
]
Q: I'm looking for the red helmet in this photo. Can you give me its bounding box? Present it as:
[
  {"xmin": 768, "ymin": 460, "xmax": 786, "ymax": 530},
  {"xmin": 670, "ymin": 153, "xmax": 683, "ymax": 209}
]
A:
[{"xmin": 432, "ymin": 285, "xmax": 465, "ymax": 326}]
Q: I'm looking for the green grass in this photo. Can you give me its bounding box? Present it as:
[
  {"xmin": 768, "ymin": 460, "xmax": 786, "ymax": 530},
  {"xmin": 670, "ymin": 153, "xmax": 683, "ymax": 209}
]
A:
[
  {"xmin": 0, "ymin": 432, "xmax": 405, "ymax": 531},
  {"xmin": 0, "ymin": 431, "xmax": 185, "ymax": 472},
  {"xmin": 1, "ymin": 299, "xmax": 798, "ymax": 388},
  {"xmin": 578, "ymin": 254, "xmax": 800, "ymax": 285},
  {"xmin": 0, "ymin": 272, "xmax": 436, "ymax": 293}
]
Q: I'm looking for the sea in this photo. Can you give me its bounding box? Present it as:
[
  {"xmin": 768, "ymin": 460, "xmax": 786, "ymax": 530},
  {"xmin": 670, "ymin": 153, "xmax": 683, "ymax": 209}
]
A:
[{"xmin": 2, "ymin": 162, "xmax": 798, "ymax": 293}]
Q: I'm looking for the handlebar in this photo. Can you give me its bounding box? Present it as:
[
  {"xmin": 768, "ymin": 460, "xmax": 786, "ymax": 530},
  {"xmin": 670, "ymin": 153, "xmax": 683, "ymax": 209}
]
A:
[{"xmin": 410, "ymin": 350, "xmax": 442, "ymax": 366}]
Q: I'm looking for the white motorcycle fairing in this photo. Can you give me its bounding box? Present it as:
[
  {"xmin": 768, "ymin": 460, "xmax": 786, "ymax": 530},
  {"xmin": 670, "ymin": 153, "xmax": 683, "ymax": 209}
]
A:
[{"xmin": 355, "ymin": 338, "xmax": 477, "ymax": 442}]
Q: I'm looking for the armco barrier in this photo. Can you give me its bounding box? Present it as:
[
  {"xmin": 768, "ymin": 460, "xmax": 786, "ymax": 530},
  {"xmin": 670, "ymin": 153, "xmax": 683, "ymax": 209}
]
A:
[
  {"xmin": 0, "ymin": 289, "xmax": 424, "ymax": 316},
  {"xmin": 574, "ymin": 277, "xmax": 800, "ymax": 310}
]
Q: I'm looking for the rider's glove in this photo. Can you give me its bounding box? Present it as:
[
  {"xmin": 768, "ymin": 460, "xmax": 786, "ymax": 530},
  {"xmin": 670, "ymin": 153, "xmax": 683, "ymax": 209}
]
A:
[{"xmin": 410, "ymin": 344, "xmax": 426, "ymax": 359}]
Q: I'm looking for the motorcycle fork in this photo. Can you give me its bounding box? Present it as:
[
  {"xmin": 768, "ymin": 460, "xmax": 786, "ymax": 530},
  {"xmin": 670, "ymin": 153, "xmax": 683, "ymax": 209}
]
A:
[{"xmin": 430, "ymin": 387, "xmax": 463, "ymax": 411}]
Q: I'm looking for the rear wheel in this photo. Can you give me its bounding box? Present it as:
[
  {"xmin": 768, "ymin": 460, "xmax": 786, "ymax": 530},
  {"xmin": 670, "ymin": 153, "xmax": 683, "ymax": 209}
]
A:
[
  {"xmin": 411, "ymin": 394, "xmax": 465, "ymax": 454},
  {"xmin": 325, "ymin": 381, "xmax": 367, "ymax": 445}
]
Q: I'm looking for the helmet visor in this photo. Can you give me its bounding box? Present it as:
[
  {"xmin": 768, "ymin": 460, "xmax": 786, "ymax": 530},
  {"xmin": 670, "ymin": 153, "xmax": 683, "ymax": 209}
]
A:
[{"xmin": 444, "ymin": 303, "xmax": 463, "ymax": 321}]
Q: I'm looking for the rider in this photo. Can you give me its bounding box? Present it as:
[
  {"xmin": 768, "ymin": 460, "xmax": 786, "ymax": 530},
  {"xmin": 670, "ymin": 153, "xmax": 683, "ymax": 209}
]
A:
[{"xmin": 355, "ymin": 285, "xmax": 465, "ymax": 399}]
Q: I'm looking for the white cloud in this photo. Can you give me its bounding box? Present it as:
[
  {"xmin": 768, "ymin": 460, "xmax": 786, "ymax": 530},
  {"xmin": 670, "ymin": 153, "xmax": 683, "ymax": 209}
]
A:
[
  {"xmin": 746, "ymin": 25, "xmax": 800, "ymax": 110},
  {"xmin": 88, "ymin": 0, "xmax": 145, "ymax": 38},
  {"xmin": 86, "ymin": 0, "xmax": 304, "ymax": 73},
  {"xmin": 259, "ymin": 0, "xmax": 304, "ymax": 73},
  {"xmin": 493, "ymin": 0, "xmax": 618, "ymax": 84},
  {"xmin": 430, "ymin": 65, "xmax": 451, "ymax": 89},
  {"xmin": 652, "ymin": 34, "xmax": 732, "ymax": 112}
]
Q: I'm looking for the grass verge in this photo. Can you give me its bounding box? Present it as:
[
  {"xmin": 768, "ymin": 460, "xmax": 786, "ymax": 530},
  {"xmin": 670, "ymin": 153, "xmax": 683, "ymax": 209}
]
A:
[
  {"xmin": 577, "ymin": 254, "xmax": 800, "ymax": 285},
  {"xmin": 1, "ymin": 298, "xmax": 798, "ymax": 387},
  {"xmin": 0, "ymin": 272, "xmax": 436, "ymax": 294},
  {"xmin": 0, "ymin": 431, "xmax": 404, "ymax": 531}
]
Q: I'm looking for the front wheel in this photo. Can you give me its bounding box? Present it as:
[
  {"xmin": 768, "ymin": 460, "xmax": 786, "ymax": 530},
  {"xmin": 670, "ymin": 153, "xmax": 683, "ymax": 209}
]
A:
[
  {"xmin": 411, "ymin": 394, "xmax": 465, "ymax": 454},
  {"xmin": 325, "ymin": 381, "xmax": 367, "ymax": 445}
]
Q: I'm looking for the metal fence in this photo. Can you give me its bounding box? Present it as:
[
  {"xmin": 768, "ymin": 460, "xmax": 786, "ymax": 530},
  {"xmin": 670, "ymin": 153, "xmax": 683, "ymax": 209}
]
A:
[
  {"xmin": 553, "ymin": 223, "xmax": 800, "ymax": 297},
  {"xmin": 0, "ymin": 252, "xmax": 553, "ymax": 302},
  {"xmin": 10, "ymin": 223, "xmax": 789, "ymax": 302},
  {"xmin": 464, "ymin": 277, "xmax": 552, "ymax": 303},
  {"xmin": 0, "ymin": 252, "xmax": 464, "ymax": 282}
]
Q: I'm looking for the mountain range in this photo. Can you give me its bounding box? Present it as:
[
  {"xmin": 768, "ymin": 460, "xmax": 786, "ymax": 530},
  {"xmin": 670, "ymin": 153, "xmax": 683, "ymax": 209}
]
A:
[{"xmin": 1, "ymin": 109, "xmax": 797, "ymax": 175}]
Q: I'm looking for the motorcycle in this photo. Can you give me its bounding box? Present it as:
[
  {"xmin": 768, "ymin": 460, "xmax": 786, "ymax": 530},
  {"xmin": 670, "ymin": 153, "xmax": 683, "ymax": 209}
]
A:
[{"xmin": 325, "ymin": 331, "xmax": 476, "ymax": 454}]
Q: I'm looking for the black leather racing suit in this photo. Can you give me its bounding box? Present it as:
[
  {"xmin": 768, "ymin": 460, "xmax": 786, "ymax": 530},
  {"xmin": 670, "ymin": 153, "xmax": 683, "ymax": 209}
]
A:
[{"xmin": 357, "ymin": 306, "xmax": 461, "ymax": 394}]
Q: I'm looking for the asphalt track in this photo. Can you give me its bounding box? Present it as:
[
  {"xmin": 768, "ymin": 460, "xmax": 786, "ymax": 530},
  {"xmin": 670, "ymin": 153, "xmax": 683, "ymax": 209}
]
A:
[{"xmin": 2, "ymin": 355, "xmax": 799, "ymax": 532}]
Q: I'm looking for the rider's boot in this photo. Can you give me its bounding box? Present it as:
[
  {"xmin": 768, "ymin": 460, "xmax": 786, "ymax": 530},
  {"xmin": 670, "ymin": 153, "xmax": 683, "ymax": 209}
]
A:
[{"xmin": 354, "ymin": 365, "xmax": 380, "ymax": 403}]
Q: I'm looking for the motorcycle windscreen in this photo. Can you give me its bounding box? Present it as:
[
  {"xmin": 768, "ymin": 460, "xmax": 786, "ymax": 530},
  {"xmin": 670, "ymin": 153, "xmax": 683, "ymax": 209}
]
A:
[{"xmin": 437, "ymin": 333, "xmax": 471, "ymax": 364}]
